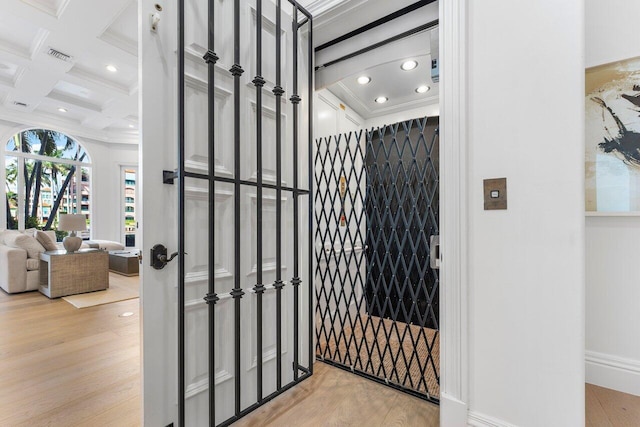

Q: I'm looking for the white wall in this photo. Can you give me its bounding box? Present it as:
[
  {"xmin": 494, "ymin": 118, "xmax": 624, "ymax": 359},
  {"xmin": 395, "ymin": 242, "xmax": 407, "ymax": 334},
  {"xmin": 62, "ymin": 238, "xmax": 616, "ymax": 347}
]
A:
[
  {"xmin": 315, "ymin": 89, "xmax": 364, "ymax": 139},
  {"xmin": 80, "ymin": 137, "xmax": 138, "ymax": 242},
  {"xmin": 466, "ymin": 1, "xmax": 584, "ymax": 426},
  {"xmin": 584, "ymin": 0, "xmax": 640, "ymax": 397},
  {"xmin": 0, "ymin": 119, "xmax": 138, "ymax": 243}
]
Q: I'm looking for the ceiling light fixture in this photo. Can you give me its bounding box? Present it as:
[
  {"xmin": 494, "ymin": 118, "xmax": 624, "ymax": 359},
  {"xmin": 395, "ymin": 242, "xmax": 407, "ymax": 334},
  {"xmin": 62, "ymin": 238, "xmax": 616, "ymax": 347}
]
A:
[
  {"xmin": 106, "ymin": 64, "xmax": 118, "ymax": 73},
  {"xmin": 401, "ymin": 60, "xmax": 418, "ymax": 71},
  {"xmin": 375, "ymin": 96, "xmax": 388, "ymax": 104},
  {"xmin": 416, "ymin": 85, "xmax": 430, "ymax": 93},
  {"xmin": 357, "ymin": 75, "xmax": 371, "ymax": 85},
  {"xmin": 58, "ymin": 107, "xmax": 67, "ymax": 113},
  {"xmin": 129, "ymin": 124, "xmax": 135, "ymax": 128}
]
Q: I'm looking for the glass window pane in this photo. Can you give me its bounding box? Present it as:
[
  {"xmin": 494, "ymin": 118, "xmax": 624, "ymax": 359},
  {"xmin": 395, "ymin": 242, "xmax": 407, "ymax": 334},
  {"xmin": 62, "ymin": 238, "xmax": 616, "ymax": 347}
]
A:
[
  {"xmin": 124, "ymin": 169, "xmax": 136, "ymax": 247},
  {"xmin": 81, "ymin": 167, "xmax": 91, "ymax": 239},
  {"xmin": 23, "ymin": 158, "xmax": 42, "ymax": 229},
  {"xmin": 4, "ymin": 129, "xmax": 92, "ymax": 236},
  {"xmin": 5, "ymin": 130, "xmax": 90, "ymax": 162},
  {"xmin": 5, "ymin": 156, "xmax": 18, "ymax": 229}
]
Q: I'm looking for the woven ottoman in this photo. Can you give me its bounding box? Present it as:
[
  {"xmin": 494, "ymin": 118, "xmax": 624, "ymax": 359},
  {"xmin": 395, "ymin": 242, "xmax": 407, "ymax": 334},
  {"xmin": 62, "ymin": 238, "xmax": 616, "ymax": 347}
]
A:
[{"xmin": 108, "ymin": 251, "xmax": 139, "ymax": 276}]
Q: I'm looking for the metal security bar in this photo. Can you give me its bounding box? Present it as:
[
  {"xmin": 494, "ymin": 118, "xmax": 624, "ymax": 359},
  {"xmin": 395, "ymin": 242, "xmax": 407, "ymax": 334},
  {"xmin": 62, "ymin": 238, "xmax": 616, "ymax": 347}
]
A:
[
  {"xmin": 176, "ymin": 0, "xmax": 314, "ymax": 426},
  {"xmin": 315, "ymin": 117, "xmax": 440, "ymax": 402}
]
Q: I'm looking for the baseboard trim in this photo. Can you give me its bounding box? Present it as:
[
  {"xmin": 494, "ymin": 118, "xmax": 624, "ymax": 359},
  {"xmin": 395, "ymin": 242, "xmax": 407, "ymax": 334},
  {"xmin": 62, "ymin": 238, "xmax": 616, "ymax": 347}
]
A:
[
  {"xmin": 439, "ymin": 392, "xmax": 467, "ymax": 427},
  {"xmin": 585, "ymin": 350, "xmax": 640, "ymax": 396},
  {"xmin": 467, "ymin": 411, "xmax": 517, "ymax": 427}
]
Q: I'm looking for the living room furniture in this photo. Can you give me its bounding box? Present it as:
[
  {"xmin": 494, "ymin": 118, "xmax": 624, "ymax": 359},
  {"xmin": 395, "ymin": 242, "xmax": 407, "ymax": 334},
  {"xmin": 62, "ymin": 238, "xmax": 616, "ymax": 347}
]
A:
[
  {"xmin": 109, "ymin": 250, "xmax": 139, "ymax": 276},
  {"xmin": 0, "ymin": 229, "xmax": 126, "ymax": 294},
  {"xmin": 39, "ymin": 249, "xmax": 109, "ymax": 298}
]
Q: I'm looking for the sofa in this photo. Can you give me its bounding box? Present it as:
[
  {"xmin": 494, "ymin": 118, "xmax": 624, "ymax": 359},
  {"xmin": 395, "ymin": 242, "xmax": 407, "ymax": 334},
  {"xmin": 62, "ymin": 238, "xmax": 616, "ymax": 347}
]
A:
[{"xmin": 0, "ymin": 229, "xmax": 125, "ymax": 294}]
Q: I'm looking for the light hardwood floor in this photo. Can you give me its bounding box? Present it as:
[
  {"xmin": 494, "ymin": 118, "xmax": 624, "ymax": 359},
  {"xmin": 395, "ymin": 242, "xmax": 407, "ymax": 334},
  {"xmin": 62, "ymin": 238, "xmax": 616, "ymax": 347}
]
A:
[
  {"xmin": 2, "ymin": 280, "xmax": 640, "ymax": 426},
  {"xmin": 0, "ymin": 273, "xmax": 140, "ymax": 426},
  {"xmin": 587, "ymin": 383, "xmax": 640, "ymax": 427},
  {"xmin": 235, "ymin": 362, "xmax": 439, "ymax": 427}
]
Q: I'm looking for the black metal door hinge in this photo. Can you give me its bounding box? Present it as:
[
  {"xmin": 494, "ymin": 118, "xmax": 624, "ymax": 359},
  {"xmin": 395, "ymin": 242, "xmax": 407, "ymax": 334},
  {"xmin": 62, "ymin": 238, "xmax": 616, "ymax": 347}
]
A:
[{"xmin": 163, "ymin": 170, "xmax": 178, "ymax": 184}]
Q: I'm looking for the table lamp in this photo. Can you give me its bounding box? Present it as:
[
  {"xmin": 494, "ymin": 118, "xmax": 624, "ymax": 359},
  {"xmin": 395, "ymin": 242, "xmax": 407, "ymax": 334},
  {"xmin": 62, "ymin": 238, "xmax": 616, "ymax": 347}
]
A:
[{"xmin": 58, "ymin": 214, "xmax": 87, "ymax": 253}]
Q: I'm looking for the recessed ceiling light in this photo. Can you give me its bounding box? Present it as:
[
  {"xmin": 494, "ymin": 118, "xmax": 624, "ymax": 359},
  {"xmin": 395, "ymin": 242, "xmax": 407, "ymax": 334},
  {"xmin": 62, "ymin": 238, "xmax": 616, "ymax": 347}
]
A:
[
  {"xmin": 58, "ymin": 107, "xmax": 67, "ymax": 113},
  {"xmin": 375, "ymin": 96, "xmax": 388, "ymax": 104},
  {"xmin": 401, "ymin": 60, "xmax": 418, "ymax": 71},
  {"xmin": 357, "ymin": 75, "xmax": 371, "ymax": 85},
  {"xmin": 106, "ymin": 64, "xmax": 118, "ymax": 73},
  {"xmin": 416, "ymin": 85, "xmax": 430, "ymax": 93},
  {"xmin": 129, "ymin": 124, "xmax": 135, "ymax": 128},
  {"xmin": 119, "ymin": 312, "xmax": 134, "ymax": 317}
]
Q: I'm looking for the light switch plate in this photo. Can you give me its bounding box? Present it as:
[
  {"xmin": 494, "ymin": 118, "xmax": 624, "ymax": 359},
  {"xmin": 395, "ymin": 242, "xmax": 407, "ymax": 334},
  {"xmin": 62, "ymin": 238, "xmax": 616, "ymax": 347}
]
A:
[{"xmin": 484, "ymin": 178, "xmax": 507, "ymax": 210}]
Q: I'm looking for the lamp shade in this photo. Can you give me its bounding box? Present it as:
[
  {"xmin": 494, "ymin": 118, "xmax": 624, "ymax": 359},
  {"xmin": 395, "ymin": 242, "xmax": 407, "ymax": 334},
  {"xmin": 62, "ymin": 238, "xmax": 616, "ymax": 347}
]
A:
[{"xmin": 58, "ymin": 214, "xmax": 87, "ymax": 232}]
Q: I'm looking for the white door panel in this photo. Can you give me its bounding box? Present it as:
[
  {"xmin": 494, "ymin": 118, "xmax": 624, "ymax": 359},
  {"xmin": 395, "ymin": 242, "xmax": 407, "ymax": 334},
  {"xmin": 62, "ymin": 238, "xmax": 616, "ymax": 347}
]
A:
[{"xmin": 142, "ymin": 0, "xmax": 310, "ymax": 424}]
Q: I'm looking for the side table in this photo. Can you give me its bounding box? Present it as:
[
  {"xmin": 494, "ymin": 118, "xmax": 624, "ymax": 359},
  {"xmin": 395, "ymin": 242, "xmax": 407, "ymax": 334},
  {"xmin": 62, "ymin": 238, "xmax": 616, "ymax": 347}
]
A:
[{"xmin": 39, "ymin": 249, "xmax": 109, "ymax": 298}]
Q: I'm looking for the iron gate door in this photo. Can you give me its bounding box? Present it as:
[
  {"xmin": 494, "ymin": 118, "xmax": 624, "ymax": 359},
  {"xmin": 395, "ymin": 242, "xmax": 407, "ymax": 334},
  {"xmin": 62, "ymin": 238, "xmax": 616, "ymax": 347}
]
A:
[
  {"xmin": 315, "ymin": 117, "xmax": 440, "ymax": 402},
  {"xmin": 173, "ymin": 0, "xmax": 313, "ymax": 425}
]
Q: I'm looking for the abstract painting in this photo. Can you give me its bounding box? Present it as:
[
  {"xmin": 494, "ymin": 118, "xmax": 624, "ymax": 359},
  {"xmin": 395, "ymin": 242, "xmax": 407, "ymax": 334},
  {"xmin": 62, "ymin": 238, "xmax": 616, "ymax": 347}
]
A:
[{"xmin": 586, "ymin": 56, "xmax": 640, "ymax": 212}]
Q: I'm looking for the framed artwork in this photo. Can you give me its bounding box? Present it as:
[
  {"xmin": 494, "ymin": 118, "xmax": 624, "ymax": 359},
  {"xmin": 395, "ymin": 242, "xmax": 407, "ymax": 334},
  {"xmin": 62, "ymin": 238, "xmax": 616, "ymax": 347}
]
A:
[{"xmin": 586, "ymin": 56, "xmax": 640, "ymax": 213}]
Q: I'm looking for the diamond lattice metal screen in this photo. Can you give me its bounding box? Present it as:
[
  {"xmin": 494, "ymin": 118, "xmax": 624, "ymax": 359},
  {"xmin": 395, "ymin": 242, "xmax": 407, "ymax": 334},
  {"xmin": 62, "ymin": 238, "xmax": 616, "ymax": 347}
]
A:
[{"xmin": 315, "ymin": 117, "xmax": 440, "ymax": 402}]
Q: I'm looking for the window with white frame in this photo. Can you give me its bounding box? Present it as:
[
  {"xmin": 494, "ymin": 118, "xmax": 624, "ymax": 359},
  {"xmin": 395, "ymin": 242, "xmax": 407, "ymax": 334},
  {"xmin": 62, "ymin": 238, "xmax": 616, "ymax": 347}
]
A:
[{"xmin": 4, "ymin": 129, "xmax": 92, "ymax": 238}]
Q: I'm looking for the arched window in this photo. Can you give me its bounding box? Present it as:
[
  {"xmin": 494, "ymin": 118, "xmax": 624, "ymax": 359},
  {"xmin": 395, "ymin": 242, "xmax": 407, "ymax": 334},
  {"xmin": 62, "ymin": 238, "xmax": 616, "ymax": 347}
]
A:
[{"xmin": 4, "ymin": 129, "xmax": 92, "ymax": 236}]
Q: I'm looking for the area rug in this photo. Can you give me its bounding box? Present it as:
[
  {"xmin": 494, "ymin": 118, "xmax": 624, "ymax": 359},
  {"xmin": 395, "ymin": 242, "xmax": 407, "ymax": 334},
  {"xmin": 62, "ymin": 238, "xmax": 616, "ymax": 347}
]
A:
[{"xmin": 62, "ymin": 273, "xmax": 139, "ymax": 309}]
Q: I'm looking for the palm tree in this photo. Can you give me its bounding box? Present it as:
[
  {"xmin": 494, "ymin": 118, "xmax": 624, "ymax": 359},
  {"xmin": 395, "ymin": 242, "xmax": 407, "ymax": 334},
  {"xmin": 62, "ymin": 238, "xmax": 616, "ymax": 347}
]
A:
[
  {"xmin": 24, "ymin": 130, "xmax": 73, "ymax": 220},
  {"xmin": 5, "ymin": 191, "xmax": 17, "ymax": 229},
  {"xmin": 44, "ymin": 149, "xmax": 87, "ymax": 230}
]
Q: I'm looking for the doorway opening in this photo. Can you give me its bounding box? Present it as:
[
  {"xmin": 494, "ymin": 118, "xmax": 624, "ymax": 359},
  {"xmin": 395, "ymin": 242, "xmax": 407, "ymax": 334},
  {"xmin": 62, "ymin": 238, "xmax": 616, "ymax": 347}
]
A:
[
  {"xmin": 313, "ymin": 0, "xmax": 440, "ymax": 405},
  {"xmin": 315, "ymin": 118, "xmax": 440, "ymax": 401}
]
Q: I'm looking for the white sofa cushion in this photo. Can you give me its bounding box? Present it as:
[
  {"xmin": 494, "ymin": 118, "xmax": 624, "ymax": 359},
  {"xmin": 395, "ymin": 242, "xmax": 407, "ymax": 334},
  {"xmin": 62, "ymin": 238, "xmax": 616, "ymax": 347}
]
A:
[
  {"xmin": 88, "ymin": 240, "xmax": 125, "ymax": 251},
  {"xmin": 0, "ymin": 230, "xmax": 21, "ymax": 245},
  {"xmin": 24, "ymin": 228, "xmax": 37, "ymax": 236},
  {"xmin": 4, "ymin": 233, "xmax": 45, "ymax": 259},
  {"xmin": 26, "ymin": 259, "xmax": 40, "ymax": 271}
]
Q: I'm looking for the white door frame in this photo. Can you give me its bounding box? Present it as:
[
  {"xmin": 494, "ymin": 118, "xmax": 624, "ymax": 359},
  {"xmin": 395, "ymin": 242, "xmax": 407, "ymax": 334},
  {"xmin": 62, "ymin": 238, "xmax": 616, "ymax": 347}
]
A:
[{"xmin": 439, "ymin": 0, "xmax": 469, "ymax": 425}]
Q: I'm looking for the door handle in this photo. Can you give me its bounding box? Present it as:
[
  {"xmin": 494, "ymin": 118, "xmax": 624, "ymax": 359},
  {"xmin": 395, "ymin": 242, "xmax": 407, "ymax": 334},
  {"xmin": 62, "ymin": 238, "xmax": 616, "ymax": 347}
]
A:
[
  {"xmin": 429, "ymin": 235, "xmax": 440, "ymax": 270},
  {"xmin": 150, "ymin": 244, "xmax": 178, "ymax": 270}
]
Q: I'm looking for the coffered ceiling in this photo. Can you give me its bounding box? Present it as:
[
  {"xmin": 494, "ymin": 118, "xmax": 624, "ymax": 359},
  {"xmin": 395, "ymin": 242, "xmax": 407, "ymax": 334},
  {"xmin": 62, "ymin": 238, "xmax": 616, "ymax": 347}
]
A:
[
  {"xmin": 0, "ymin": 0, "xmax": 138, "ymax": 144},
  {"xmin": 0, "ymin": 0, "xmax": 434, "ymax": 143}
]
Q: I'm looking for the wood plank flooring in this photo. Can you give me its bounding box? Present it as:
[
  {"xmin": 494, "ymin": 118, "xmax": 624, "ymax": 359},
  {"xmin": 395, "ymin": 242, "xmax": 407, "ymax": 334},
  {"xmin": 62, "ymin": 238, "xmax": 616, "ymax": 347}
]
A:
[
  {"xmin": 235, "ymin": 362, "xmax": 439, "ymax": 427},
  {"xmin": 0, "ymin": 273, "xmax": 141, "ymax": 427},
  {"xmin": 2, "ymin": 277, "xmax": 640, "ymax": 426},
  {"xmin": 587, "ymin": 383, "xmax": 640, "ymax": 427}
]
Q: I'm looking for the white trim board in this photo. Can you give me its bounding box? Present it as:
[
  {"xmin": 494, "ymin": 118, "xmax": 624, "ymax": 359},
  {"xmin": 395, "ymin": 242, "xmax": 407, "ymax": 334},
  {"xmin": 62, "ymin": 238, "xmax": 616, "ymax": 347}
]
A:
[
  {"xmin": 440, "ymin": 393, "xmax": 468, "ymax": 427},
  {"xmin": 468, "ymin": 412, "xmax": 518, "ymax": 427},
  {"xmin": 586, "ymin": 350, "xmax": 640, "ymax": 397},
  {"xmin": 439, "ymin": 1, "xmax": 469, "ymax": 425}
]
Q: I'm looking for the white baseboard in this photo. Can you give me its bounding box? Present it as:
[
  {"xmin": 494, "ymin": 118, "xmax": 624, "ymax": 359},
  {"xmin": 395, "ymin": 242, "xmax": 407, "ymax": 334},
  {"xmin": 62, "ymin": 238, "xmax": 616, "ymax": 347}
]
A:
[
  {"xmin": 440, "ymin": 392, "xmax": 467, "ymax": 427},
  {"xmin": 467, "ymin": 411, "xmax": 517, "ymax": 427},
  {"xmin": 585, "ymin": 350, "xmax": 640, "ymax": 397}
]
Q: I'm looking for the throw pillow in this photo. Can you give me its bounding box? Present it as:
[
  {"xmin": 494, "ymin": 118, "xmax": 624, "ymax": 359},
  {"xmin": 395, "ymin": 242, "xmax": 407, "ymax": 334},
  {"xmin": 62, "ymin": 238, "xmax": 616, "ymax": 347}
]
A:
[
  {"xmin": 44, "ymin": 230, "xmax": 57, "ymax": 243},
  {"xmin": 4, "ymin": 233, "xmax": 45, "ymax": 259},
  {"xmin": 23, "ymin": 228, "xmax": 37, "ymax": 236},
  {"xmin": 0, "ymin": 230, "xmax": 18, "ymax": 245},
  {"xmin": 35, "ymin": 230, "xmax": 58, "ymax": 252}
]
